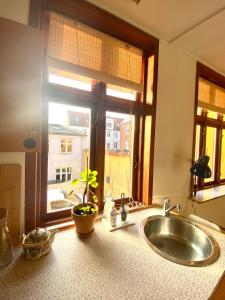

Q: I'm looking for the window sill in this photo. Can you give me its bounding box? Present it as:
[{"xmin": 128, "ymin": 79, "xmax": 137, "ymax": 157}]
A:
[
  {"xmin": 47, "ymin": 204, "xmax": 154, "ymax": 231},
  {"xmin": 191, "ymin": 185, "xmax": 225, "ymax": 204}
]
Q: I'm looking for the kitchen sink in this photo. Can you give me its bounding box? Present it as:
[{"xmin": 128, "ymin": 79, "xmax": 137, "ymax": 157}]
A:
[{"xmin": 140, "ymin": 215, "xmax": 220, "ymax": 266}]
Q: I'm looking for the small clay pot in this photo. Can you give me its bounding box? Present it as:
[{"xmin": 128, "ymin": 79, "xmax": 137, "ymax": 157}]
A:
[{"xmin": 71, "ymin": 203, "xmax": 98, "ymax": 237}]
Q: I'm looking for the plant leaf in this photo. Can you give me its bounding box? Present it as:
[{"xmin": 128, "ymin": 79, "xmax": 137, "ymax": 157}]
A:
[
  {"xmin": 91, "ymin": 182, "xmax": 98, "ymax": 188},
  {"xmin": 93, "ymin": 195, "xmax": 98, "ymax": 203},
  {"xmin": 71, "ymin": 179, "xmax": 80, "ymax": 185}
]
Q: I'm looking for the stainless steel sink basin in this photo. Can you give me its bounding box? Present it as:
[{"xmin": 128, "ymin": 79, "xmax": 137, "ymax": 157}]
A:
[{"xmin": 140, "ymin": 215, "xmax": 220, "ymax": 266}]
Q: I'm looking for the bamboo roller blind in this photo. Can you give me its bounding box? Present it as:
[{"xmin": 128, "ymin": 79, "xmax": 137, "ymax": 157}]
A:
[
  {"xmin": 198, "ymin": 77, "xmax": 225, "ymax": 114},
  {"xmin": 47, "ymin": 12, "xmax": 144, "ymax": 91}
]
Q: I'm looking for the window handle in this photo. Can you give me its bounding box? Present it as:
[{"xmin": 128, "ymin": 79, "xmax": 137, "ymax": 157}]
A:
[{"xmin": 134, "ymin": 157, "xmax": 138, "ymax": 169}]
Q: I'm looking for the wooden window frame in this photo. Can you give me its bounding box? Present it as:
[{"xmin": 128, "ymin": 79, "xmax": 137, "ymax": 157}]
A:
[
  {"xmin": 192, "ymin": 63, "xmax": 225, "ymax": 195},
  {"xmin": 28, "ymin": 0, "xmax": 159, "ymax": 229}
]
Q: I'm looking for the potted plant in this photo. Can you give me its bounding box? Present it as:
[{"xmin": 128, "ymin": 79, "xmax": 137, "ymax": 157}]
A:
[{"xmin": 71, "ymin": 162, "xmax": 98, "ymax": 236}]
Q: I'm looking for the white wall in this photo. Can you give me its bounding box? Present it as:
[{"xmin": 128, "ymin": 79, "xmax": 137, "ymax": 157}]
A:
[
  {"xmin": 152, "ymin": 41, "xmax": 225, "ymax": 229},
  {"xmin": 153, "ymin": 41, "xmax": 196, "ymax": 200}
]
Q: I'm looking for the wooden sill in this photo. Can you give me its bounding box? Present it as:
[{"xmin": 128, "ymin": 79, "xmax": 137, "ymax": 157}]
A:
[
  {"xmin": 190, "ymin": 185, "xmax": 225, "ymax": 204},
  {"xmin": 209, "ymin": 271, "xmax": 225, "ymax": 300},
  {"xmin": 47, "ymin": 204, "xmax": 156, "ymax": 231}
]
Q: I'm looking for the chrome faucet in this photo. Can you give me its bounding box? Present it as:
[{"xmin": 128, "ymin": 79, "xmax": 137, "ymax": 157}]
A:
[{"xmin": 163, "ymin": 198, "xmax": 181, "ymax": 216}]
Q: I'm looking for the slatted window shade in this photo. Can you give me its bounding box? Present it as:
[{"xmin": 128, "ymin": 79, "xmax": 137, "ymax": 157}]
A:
[
  {"xmin": 198, "ymin": 77, "xmax": 225, "ymax": 114},
  {"xmin": 47, "ymin": 12, "xmax": 143, "ymax": 91}
]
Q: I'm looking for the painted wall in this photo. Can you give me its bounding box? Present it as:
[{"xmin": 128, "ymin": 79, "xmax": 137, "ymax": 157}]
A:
[
  {"xmin": 0, "ymin": 0, "xmax": 30, "ymax": 232},
  {"xmin": 152, "ymin": 41, "xmax": 196, "ymax": 213},
  {"xmin": 0, "ymin": 0, "xmax": 30, "ymax": 25},
  {"xmin": 153, "ymin": 41, "xmax": 196, "ymax": 200}
]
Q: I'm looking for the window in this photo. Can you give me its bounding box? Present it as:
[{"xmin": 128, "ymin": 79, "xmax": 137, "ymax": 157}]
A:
[
  {"xmin": 106, "ymin": 119, "xmax": 114, "ymax": 129},
  {"xmin": 114, "ymin": 131, "xmax": 120, "ymax": 140},
  {"xmin": 114, "ymin": 142, "xmax": 119, "ymax": 149},
  {"xmin": 60, "ymin": 137, "xmax": 73, "ymax": 153},
  {"xmin": 192, "ymin": 63, "xmax": 225, "ymax": 193},
  {"xmin": 48, "ymin": 68, "xmax": 92, "ymax": 91},
  {"xmin": 105, "ymin": 112, "xmax": 134, "ymax": 199},
  {"xmin": 106, "ymin": 84, "xmax": 136, "ymax": 101},
  {"xmin": 47, "ymin": 102, "xmax": 91, "ymax": 213},
  {"xmin": 56, "ymin": 167, "xmax": 72, "ymax": 182},
  {"xmin": 106, "ymin": 130, "xmax": 112, "ymax": 138},
  {"xmin": 31, "ymin": 0, "xmax": 158, "ymax": 226}
]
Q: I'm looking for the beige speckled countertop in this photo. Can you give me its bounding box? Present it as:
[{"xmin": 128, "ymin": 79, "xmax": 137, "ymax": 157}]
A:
[{"xmin": 1, "ymin": 207, "xmax": 225, "ymax": 300}]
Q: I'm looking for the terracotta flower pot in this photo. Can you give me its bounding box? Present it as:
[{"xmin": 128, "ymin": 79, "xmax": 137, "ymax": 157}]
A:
[{"xmin": 72, "ymin": 203, "xmax": 98, "ymax": 237}]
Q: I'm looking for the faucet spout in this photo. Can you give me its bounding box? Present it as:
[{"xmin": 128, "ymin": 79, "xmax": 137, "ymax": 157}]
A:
[{"xmin": 163, "ymin": 198, "xmax": 181, "ymax": 216}]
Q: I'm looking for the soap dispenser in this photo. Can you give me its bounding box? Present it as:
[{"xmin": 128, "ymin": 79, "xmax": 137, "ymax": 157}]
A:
[
  {"xmin": 109, "ymin": 201, "xmax": 117, "ymax": 227},
  {"xmin": 120, "ymin": 193, "xmax": 128, "ymax": 222}
]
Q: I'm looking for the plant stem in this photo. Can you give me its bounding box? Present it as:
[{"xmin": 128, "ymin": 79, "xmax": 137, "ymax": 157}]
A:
[
  {"xmin": 85, "ymin": 156, "xmax": 89, "ymax": 205},
  {"xmin": 83, "ymin": 187, "xmax": 87, "ymax": 205}
]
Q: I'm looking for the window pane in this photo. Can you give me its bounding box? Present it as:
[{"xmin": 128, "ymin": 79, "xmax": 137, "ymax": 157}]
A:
[
  {"xmin": 205, "ymin": 127, "xmax": 216, "ymax": 183},
  {"xmin": 195, "ymin": 125, "xmax": 200, "ymax": 161},
  {"xmin": 207, "ymin": 110, "xmax": 218, "ymax": 119},
  {"xmin": 197, "ymin": 107, "xmax": 202, "ymax": 115},
  {"xmin": 142, "ymin": 116, "xmax": 152, "ymax": 202},
  {"xmin": 67, "ymin": 143, "xmax": 73, "ymax": 153},
  {"xmin": 106, "ymin": 84, "xmax": 136, "ymax": 101},
  {"xmin": 104, "ymin": 111, "xmax": 135, "ymax": 199},
  {"xmin": 48, "ymin": 67, "xmax": 92, "ymax": 91},
  {"xmin": 48, "ymin": 102, "xmax": 91, "ymax": 212},
  {"xmin": 146, "ymin": 55, "xmax": 154, "ymax": 104},
  {"xmin": 220, "ymin": 129, "xmax": 225, "ymax": 179},
  {"xmin": 60, "ymin": 141, "xmax": 66, "ymax": 153}
]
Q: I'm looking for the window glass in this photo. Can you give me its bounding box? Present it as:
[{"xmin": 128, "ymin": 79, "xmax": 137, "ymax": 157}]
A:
[
  {"xmin": 197, "ymin": 107, "xmax": 202, "ymax": 115},
  {"xmin": 106, "ymin": 84, "xmax": 136, "ymax": 101},
  {"xmin": 195, "ymin": 125, "xmax": 200, "ymax": 161},
  {"xmin": 60, "ymin": 137, "xmax": 73, "ymax": 153},
  {"xmin": 207, "ymin": 110, "xmax": 218, "ymax": 119},
  {"xmin": 104, "ymin": 111, "xmax": 135, "ymax": 199},
  {"xmin": 47, "ymin": 102, "xmax": 91, "ymax": 212},
  {"xmin": 146, "ymin": 55, "xmax": 154, "ymax": 104},
  {"xmin": 204, "ymin": 127, "xmax": 216, "ymax": 183},
  {"xmin": 220, "ymin": 129, "xmax": 225, "ymax": 179},
  {"xmin": 142, "ymin": 116, "xmax": 152, "ymax": 201},
  {"xmin": 48, "ymin": 67, "xmax": 92, "ymax": 91}
]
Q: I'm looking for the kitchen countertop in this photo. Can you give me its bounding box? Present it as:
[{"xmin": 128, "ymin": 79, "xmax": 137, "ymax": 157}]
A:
[{"xmin": 1, "ymin": 207, "xmax": 225, "ymax": 300}]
